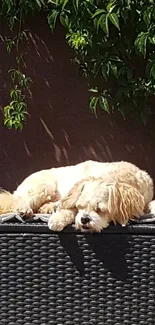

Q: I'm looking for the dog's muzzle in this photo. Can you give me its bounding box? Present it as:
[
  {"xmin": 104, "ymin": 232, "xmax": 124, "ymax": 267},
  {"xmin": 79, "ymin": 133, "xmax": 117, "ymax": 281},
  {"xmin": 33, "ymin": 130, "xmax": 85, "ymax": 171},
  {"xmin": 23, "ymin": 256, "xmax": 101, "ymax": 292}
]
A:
[
  {"xmin": 81, "ymin": 214, "xmax": 90, "ymax": 225},
  {"xmin": 81, "ymin": 214, "xmax": 90, "ymax": 228}
]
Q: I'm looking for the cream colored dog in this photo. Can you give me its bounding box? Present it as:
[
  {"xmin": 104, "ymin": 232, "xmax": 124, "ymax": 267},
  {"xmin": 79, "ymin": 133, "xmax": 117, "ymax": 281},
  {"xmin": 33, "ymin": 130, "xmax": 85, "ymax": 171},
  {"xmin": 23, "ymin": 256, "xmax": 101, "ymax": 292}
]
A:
[
  {"xmin": 56, "ymin": 177, "xmax": 148, "ymax": 232},
  {"xmin": 46, "ymin": 164, "xmax": 155, "ymax": 232},
  {"xmin": 0, "ymin": 160, "xmax": 154, "ymax": 232}
]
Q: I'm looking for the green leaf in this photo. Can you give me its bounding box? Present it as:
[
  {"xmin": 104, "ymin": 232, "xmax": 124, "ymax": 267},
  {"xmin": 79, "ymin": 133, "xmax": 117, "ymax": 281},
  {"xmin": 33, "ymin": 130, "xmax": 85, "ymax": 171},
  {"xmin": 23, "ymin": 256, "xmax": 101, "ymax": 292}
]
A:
[
  {"xmin": 134, "ymin": 32, "xmax": 149, "ymax": 57},
  {"xmin": 102, "ymin": 64, "xmax": 107, "ymax": 81},
  {"xmin": 149, "ymin": 34, "xmax": 155, "ymax": 45},
  {"xmin": 93, "ymin": 61, "xmax": 101, "ymax": 77},
  {"xmin": 150, "ymin": 63, "xmax": 155, "ymax": 79},
  {"xmin": 105, "ymin": 15, "xmax": 109, "ymax": 36},
  {"xmin": 143, "ymin": 6, "xmax": 153, "ymax": 28},
  {"xmin": 126, "ymin": 0, "xmax": 131, "ymax": 9},
  {"xmin": 60, "ymin": 13, "xmax": 69, "ymax": 28},
  {"xmin": 48, "ymin": 10, "xmax": 59, "ymax": 31},
  {"xmin": 99, "ymin": 96, "xmax": 110, "ymax": 113},
  {"xmin": 89, "ymin": 96, "xmax": 99, "ymax": 116},
  {"xmin": 88, "ymin": 87, "xmax": 98, "ymax": 93},
  {"xmin": 16, "ymin": 55, "xmax": 25, "ymax": 66},
  {"xmin": 109, "ymin": 13, "xmax": 120, "ymax": 30},
  {"xmin": 62, "ymin": 0, "xmax": 69, "ymax": 10},
  {"xmin": 8, "ymin": 15, "xmax": 17, "ymax": 30},
  {"xmin": 6, "ymin": 39, "xmax": 15, "ymax": 53},
  {"xmin": 146, "ymin": 59, "xmax": 154, "ymax": 77},
  {"xmin": 99, "ymin": 14, "xmax": 109, "ymax": 35},
  {"xmin": 40, "ymin": 0, "xmax": 46, "ymax": 6},
  {"xmin": 48, "ymin": 0, "xmax": 57, "ymax": 4},
  {"xmin": 92, "ymin": 9, "xmax": 106, "ymax": 19},
  {"xmin": 110, "ymin": 62, "xmax": 118, "ymax": 77},
  {"xmin": 7, "ymin": 119, "xmax": 13, "ymax": 128},
  {"xmin": 10, "ymin": 89, "xmax": 20, "ymax": 100},
  {"xmin": 106, "ymin": 2, "xmax": 117, "ymax": 13},
  {"xmin": 4, "ymin": 105, "xmax": 11, "ymax": 113},
  {"xmin": 94, "ymin": 15, "xmax": 103, "ymax": 33},
  {"xmin": 35, "ymin": 0, "xmax": 42, "ymax": 8},
  {"xmin": 152, "ymin": 8, "xmax": 155, "ymax": 20},
  {"xmin": 72, "ymin": 0, "xmax": 79, "ymax": 12},
  {"xmin": 4, "ymin": 118, "xmax": 10, "ymax": 125},
  {"xmin": 101, "ymin": 63, "xmax": 110, "ymax": 81}
]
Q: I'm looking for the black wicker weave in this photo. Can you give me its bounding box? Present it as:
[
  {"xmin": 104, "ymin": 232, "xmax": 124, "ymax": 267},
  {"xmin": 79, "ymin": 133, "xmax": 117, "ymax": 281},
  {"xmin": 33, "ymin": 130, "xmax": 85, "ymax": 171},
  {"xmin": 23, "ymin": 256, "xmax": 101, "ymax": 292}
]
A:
[{"xmin": 0, "ymin": 219, "xmax": 155, "ymax": 325}]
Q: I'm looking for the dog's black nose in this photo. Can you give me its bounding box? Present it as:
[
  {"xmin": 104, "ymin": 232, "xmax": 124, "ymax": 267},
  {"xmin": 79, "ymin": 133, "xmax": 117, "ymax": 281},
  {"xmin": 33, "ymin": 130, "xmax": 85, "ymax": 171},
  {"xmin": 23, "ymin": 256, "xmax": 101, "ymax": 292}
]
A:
[{"xmin": 81, "ymin": 215, "xmax": 90, "ymax": 224}]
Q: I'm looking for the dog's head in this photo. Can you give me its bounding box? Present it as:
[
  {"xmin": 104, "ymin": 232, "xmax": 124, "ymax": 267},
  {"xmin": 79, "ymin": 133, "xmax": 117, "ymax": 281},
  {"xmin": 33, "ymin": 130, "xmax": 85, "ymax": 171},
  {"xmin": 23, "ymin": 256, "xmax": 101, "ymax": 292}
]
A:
[{"xmin": 62, "ymin": 178, "xmax": 145, "ymax": 232}]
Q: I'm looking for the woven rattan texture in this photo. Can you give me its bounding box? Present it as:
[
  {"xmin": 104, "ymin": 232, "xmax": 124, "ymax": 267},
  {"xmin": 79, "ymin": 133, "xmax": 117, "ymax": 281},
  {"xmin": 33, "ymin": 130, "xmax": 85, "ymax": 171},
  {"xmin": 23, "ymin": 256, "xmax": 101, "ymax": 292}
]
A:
[{"xmin": 0, "ymin": 232, "xmax": 155, "ymax": 325}]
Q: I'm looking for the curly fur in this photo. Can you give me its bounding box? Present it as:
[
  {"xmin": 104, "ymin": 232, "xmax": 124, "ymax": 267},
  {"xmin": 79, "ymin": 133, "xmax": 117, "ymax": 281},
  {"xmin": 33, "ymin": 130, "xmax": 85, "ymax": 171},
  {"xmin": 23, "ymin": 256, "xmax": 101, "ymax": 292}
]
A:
[
  {"xmin": 0, "ymin": 160, "xmax": 154, "ymax": 233},
  {"xmin": 52, "ymin": 166, "xmax": 154, "ymax": 232},
  {"xmin": 59, "ymin": 178, "xmax": 146, "ymax": 232}
]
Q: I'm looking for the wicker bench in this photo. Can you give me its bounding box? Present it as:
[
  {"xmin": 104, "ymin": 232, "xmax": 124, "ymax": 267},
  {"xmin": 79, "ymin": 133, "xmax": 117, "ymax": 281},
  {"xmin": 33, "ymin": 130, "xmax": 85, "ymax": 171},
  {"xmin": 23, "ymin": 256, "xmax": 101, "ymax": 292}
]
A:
[{"xmin": 0, "ymin": 218, "xmax": 155, "ymax": 325}]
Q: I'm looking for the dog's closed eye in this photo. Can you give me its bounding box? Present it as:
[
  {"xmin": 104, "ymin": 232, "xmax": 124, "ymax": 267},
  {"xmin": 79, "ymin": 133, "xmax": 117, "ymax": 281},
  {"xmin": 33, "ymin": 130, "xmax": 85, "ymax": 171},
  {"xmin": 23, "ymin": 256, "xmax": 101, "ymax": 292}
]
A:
[
  {"xmin": 97, "ymin": 202, "xmax": 108, "ymax": 213},
  {"xmin": 96, "ymin": 207, "xmax": 101, "ymax": 214}
]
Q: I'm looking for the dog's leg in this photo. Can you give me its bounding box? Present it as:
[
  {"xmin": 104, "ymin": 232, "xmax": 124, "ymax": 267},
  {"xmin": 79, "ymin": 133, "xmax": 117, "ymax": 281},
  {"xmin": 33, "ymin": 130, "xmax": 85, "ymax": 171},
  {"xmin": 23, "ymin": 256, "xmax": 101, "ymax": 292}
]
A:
[
  {"xmin": 38, "ymin": 201, "xmax": 61, "ymax": 214},
  {"xmin": 15, "ymin": 200, "xmax": 34, "ymax": 216},
  {"xmin": 8, "ymin": 193, "xmax": 35, "ymax": 217},
  {"xmin": 147, "ymin": 200, "xmax": 155, "ymax": 215},
  {"xmin": 13, "ymin": 176, "xmax": 59, "ymax": 217},
  {"xmin": 48, "ymin": 208, "xmax": 77, "ymax": 231}
]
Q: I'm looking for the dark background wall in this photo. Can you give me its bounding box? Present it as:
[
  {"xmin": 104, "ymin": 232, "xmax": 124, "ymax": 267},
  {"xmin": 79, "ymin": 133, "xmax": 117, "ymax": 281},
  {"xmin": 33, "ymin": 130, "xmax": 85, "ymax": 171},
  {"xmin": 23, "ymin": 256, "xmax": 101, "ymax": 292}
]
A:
[{"xmin": 0, "ymin": 13, "xmax": 155, "ymax": 191}]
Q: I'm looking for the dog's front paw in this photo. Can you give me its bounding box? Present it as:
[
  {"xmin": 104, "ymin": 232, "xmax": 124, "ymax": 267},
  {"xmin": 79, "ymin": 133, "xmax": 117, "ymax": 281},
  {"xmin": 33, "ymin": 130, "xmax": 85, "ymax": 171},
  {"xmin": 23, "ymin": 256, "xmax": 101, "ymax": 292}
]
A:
[
  {"xmin": 48, "ymin": 214, "xmax": 65, "ymax": 231},
  {"xmin": 39, "ymin": 202, "xmax": 55, "ymax": 214},
  {"xmin": 39, "ymin": 201, "xmax": 61, "ymax": 214},
  {"xmin": 148, "ymin": 200, "xmax": 155, "ymax": 215},
  {"xmin": 16, "ymin": 206, "xmax": 33, "ymax": 217}
]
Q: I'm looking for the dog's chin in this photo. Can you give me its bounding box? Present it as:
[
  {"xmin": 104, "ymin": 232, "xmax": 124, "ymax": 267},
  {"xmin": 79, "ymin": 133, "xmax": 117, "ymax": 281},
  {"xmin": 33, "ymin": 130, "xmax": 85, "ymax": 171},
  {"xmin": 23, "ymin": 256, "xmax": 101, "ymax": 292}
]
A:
[
  {"xmin": 75, "ymin": 224, "xmax": 93, "ymax": 233},
  {"xmin": 75, "ymin": 222, "xmax": 102, "ymax": 233},
  {"xmin": 75, "ymin": 211, "xmax": 106, "ymax": 233}
]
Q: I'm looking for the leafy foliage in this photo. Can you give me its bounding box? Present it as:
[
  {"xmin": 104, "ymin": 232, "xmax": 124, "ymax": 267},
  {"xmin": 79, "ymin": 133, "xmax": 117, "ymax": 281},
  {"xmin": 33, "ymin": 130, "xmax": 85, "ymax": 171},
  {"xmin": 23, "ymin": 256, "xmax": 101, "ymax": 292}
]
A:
[
  {"xmin": 0, "ymin": 1, "xmax": 34, "ymax": 129},
  {"xmin": 1, "ymin": 0, "xmax": 155, "ymax": 128},
  {"xmin": 47, "ymin": 0, "xmax": 155, "ymax": 122},
  {"xmin": 3, "ymin": 69, "xmax": 32, "ymax": 130}
]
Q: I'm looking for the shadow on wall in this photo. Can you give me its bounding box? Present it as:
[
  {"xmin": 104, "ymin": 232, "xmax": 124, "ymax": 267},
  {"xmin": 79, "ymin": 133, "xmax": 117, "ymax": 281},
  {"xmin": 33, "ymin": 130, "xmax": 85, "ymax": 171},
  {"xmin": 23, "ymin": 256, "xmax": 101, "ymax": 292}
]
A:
[{"xmin": 0, "ymin": 12, "xmax": 155, "ymax": 191}]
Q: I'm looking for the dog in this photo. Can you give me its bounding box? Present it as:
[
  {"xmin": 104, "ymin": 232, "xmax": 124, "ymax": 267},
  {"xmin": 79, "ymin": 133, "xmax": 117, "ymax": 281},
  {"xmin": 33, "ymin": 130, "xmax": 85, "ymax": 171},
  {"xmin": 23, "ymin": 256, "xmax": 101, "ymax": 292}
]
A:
[
  {"xmin": 0, "ymin": 160, "xmax": 154, "ymax": 232},
  {"xmin": 46, "ymin": 162, "xmax": 154, "ymax": 232},
  {"xmin": 52, "ymin": 177, "xmax": 148, "ymax": 232}
]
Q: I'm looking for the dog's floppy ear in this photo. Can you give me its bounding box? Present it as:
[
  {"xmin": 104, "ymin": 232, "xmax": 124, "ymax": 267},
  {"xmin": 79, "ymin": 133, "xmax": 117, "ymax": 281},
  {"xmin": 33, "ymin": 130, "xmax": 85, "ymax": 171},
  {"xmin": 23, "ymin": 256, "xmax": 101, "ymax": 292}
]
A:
[
  {"xmin": 107, "ymin": 182, "xmax": 145, "ymax": 225},
  {"xmin": 62, "ymin": 178, "xmax": 89, "ymax": 209}
]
